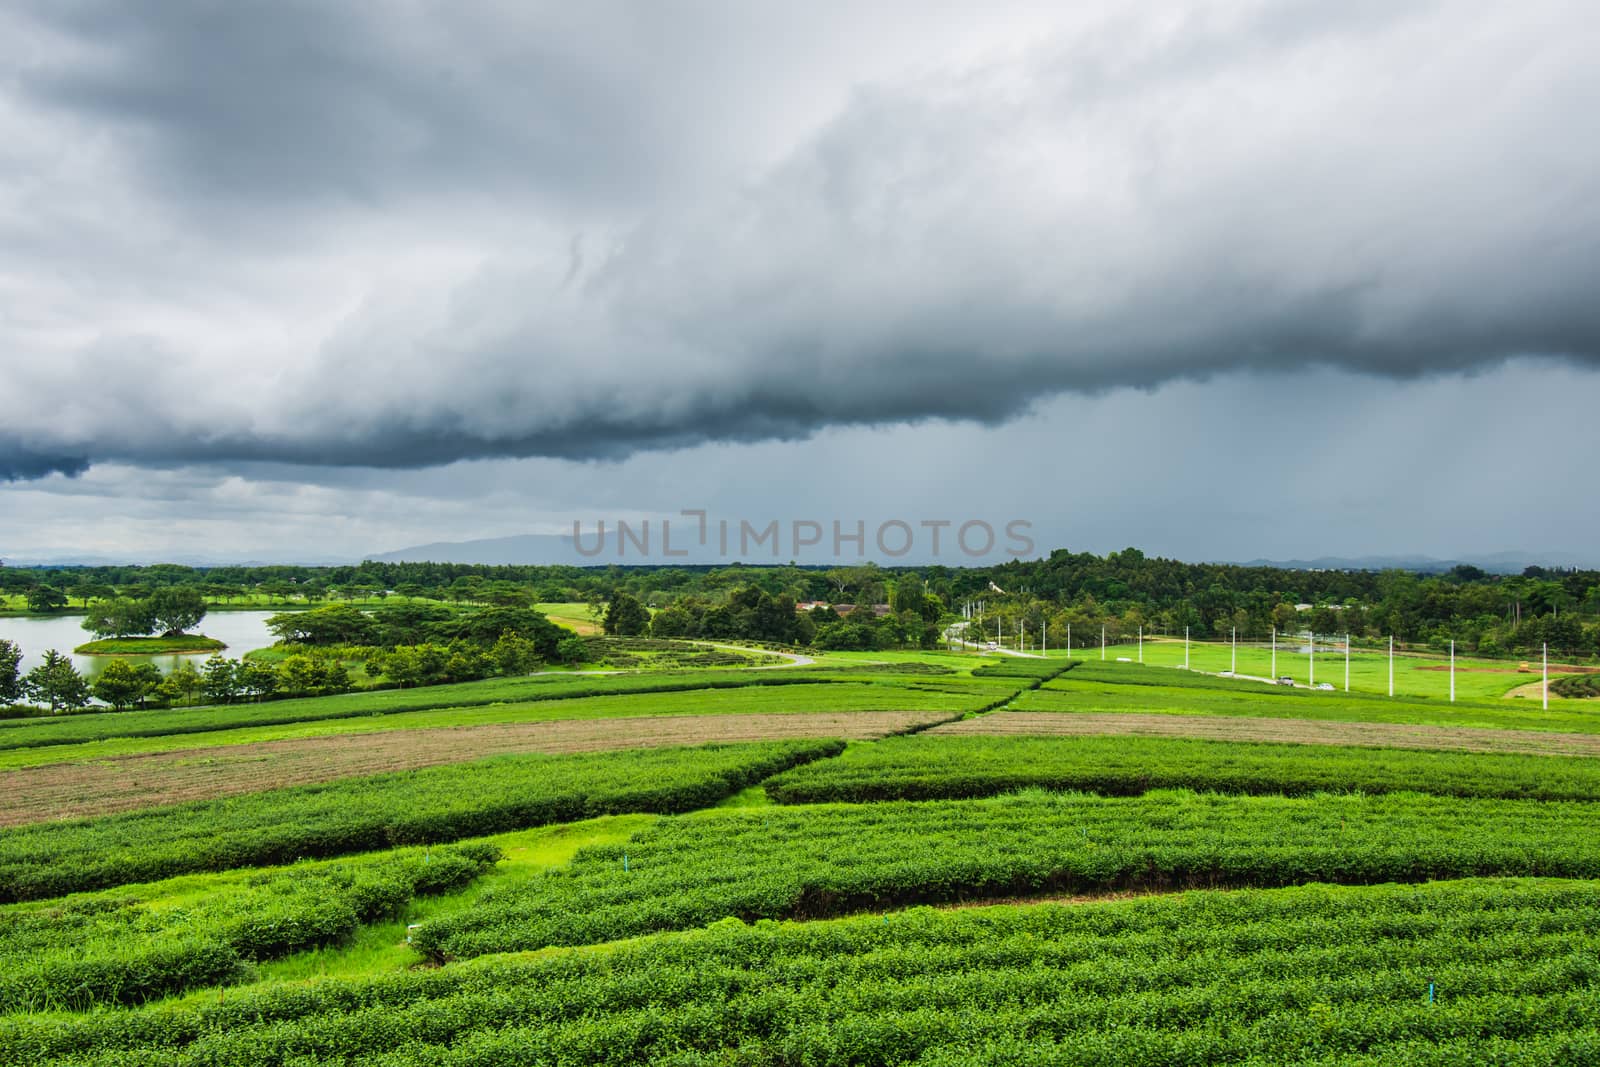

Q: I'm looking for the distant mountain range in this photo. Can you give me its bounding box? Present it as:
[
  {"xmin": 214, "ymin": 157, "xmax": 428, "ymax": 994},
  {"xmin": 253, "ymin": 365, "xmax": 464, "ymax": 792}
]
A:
[
  {"xmin": 367, "ymin": 534, "xmax": 600, "ymax": 566},
  {"xmin": 8, "ymin": 540, "xmax": 1592, "ymax": 572},
  {"xmin": 369, "ymin": 538, "xmax": 1596, "ymax": 572},
  {"xmin": 1227, "ymin": 552, "xmax": 1594, "ymax": 574}
]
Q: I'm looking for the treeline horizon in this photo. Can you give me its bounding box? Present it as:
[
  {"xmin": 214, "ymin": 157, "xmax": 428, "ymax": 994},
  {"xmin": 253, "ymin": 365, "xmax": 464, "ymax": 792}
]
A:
[{"xmin": 3, "ymin": 548, "xmax": 1599, "ymax": 657}]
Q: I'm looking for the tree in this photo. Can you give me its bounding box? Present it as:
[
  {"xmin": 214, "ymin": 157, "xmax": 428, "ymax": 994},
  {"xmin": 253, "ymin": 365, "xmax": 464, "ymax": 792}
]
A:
[
  {"xmin": 0, "ymin": 639, "xmax": 21, "ymax": 704},
  {"xmin": 92, "ymin": 659, "xmax": 155, "ymax": 710},
  {"xmin": 277, "ymin": 655, "xmax": 322, "ymax": 695},
  {"xmin": 158, "ymin": 660, "xmax": 204, "ymax": 707},
  {"xmin": 148, "ymin": 586, "xmax": 207, "ymax": 636},
  {"xmin": 25, "ymin": 586, "xmax": 67, "ymax": 613},
  {"xmin": 240, "ymin": 661, "xmax": 280, "ymax": 701},
  {"xmin": 891, "ymin": 575, "xmax": 926, "ymax": 615},
  {"xmin": 603, "ymin": 592, "xmax": 650, "ymax": 636},
  {"xmin": 556, "ymin": 635, "xmax": 589, "ymax": 664},
  {"xmin": 201, "ymin": 655, "xmax": 239, "ymax": 704},
  {"xmin": 650, "ymin": 606, "xmax": 696, "ymax": 638},
  {"xmin": 23, "ymin": 651, "xmax": 91, "ymax": 713},
  {"xmin": 83, "ymin": 598, "xmax": 159, "ymax": 639},
  {"xmin": 67, "ymin": 582, "xmax": 113, "ymax": 607},
  {"xmin": 491, "ymin": 631, "xmax": 540, "ymax": 675},
  {"xmin": 266, "ymin": 604, "xmax": 375, "ymax": 646}
]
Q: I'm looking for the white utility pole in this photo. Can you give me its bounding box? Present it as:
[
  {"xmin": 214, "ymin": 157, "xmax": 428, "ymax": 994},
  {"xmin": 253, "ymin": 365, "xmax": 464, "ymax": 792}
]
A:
[
  {"xmin": 1450, "ymin": 639, "xmax": 1455, "ymax": 703},
  {"xmin": 1544, "ymin": 642, "xmax": 1549, "ymax": 710},
  {"xmin": 1271, "ymin": 626, "xmax": 1277, "ymax": 679},
  {"xmin": 1309, "ymin": 631, "xmax": 1315, "ymax": 688},
  {"xmin": 1138, "ymin": 625, "xmax": 1143, "ymax": 663},
  {"xmin": 1344, "ymin": 633, "xmax": 1350, "ymax": 693},
  {"xmin": 1231, "ymin": 627, "xmax": 1237, "ymax": 674},
  {"xmin": 1389, "ymin": 635, "xmax": 1394, "ymax": 697},
  {"xmin": 1184, "ymin": 626, "xmax": 1190, "ymax": 670},
  {"xmin": 1041, "ymin": 621, "xmax": 1046, "ymax": 655},
  {"xmin": 1101, "ymin": 625, "xmax": 1106, "ymax": 661},
  {"xmin": 1067, "ymin": 623, "xmax": 1072, "ymax": 658}
]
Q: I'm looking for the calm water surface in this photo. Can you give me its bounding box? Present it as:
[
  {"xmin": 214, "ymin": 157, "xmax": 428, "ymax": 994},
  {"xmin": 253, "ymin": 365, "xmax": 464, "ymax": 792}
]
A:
[{"xmin": 0, "ymin": 611, "xmax": 277, "ymax": 679}]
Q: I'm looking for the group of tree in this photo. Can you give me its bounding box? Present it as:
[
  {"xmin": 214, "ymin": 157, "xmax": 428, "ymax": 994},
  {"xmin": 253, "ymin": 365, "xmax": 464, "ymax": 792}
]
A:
[
  {"xmin": 264, "ymin": 604, "xmax": 571, "ymax": 656},
  {"xmin": 365, "ymin": 630, "xmax": 582, "ymax": 688},
  {"xmin": 195, "ymin": 654, "xmax": 352, "ymax": 704},
  {"xmin": 81, "ymin": 587, "xmax": 208, "ymax": 638},
  {"xmin": 0, "ymin": 643, "xmax": 92, "ymax": 713}
]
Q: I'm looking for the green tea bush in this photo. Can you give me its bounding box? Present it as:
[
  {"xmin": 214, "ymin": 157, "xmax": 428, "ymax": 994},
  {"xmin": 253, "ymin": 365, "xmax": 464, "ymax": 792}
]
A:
[
  {"xmin": 0, "ymin": 742, "xmax": 841, "ymax": 902},
  {"xmin": 1553, "ymin": 673, "xmax": 1600, "ymax": 698},
  {"xmin": 970, "ymin": 659, "xmax": 1074, "ymax": 682},
  {"xmin": 0, "ymin": 844, "xmax": 496, "ymax": 1011},
  {"xmin": 763, "ymin": 733, "xmax": 1600, "ymax": 803},
  {"xmin": 7, "ymin": 879, "xmax": 1599, "ymax": 1064},
  {"xmin": 416, "ymin": 789, "xmax": 1600, "ymax": 958}
]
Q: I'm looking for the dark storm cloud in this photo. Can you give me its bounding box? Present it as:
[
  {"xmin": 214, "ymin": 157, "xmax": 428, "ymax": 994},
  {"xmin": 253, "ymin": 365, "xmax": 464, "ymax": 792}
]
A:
[
  {"xmin": 2, "ymin": 0, "xmax": 1598, "ymax": 481},
  {"xmin": 15, "ymin": 0, "xmax": 671, "ymax": 217}
]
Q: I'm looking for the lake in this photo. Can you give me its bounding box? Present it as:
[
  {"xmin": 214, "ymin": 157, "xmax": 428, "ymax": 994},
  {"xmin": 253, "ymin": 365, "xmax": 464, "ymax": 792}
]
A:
[{"xmin": 0, "ymin": 611, "xmax": 279, "ymax": 680}]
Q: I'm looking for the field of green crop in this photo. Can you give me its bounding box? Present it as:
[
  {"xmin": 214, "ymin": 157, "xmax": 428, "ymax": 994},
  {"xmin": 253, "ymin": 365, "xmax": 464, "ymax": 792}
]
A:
[
  {"xmin": 5, "ymin": 651, "xmax": 1600, "ymax": 1062},
  {"xmin": 1021, "ymin": 659, "xmax": 1600, "ymax": 732},
  {"xmin": 1080, "ymin": 635, "xmax": 1565, "ymax": 701},
  {"xmin": 0, "ymin": 741, "xmax": 840, "ymax": 901},
  {"xmin": 0, "ymin": 680, "xmax": 1004, "ymax": 771},
  {"xmin": 762, "ymin": 732, "xmax": 1600, "ymax": 803},
  {"xmin": 413, "ymin": 789, "xmax": 1600, "ymax": 958},
  {"xmin": 0, "ymin": 842, "xmax": 497, "ymax": 1011},
  {"xmin": 0, "ymin": 664, "xmax": 1016, "ymax": 756},
  {"xmin": 10, "ymin": 879, "xmax": 1600, "ymax": 1064}
]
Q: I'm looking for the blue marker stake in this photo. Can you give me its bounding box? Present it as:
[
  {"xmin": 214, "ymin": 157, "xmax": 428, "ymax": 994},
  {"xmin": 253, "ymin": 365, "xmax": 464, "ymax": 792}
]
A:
[
  {"xmin": 623, "ymin": 852, "xmax": 630, "ymax": 873},
  {"xmin": 1428, "ymin": 983, "xmax": 1435, "ymax": 1004}
]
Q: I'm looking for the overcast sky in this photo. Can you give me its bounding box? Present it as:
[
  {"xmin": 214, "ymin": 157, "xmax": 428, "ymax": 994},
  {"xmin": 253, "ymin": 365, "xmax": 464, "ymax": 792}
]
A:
[{"xmin": 2, "ymin": 1, "xmax": 1597, "ymax": 565}]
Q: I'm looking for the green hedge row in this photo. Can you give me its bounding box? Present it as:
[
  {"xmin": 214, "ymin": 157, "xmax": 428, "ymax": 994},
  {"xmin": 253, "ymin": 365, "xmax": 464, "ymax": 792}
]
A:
[
  {"xmin": 6, "ymin": 879, "xmax": 1599, "ymax": 1064},
  {"xmin": 1553, "ymin": 673, "xmax": 1600, "ymax": 699},
  {"xmin": 0, "ymin": 843, "xmax": 497, "ymax": 1012},
  {"xmin": 415, "ymin": 789, "xmax": 1600, "ymax": 959},
  {"xmin": 970, "ymin": 659, "xmax": 1074, "ymax": 682},
  {"xmin": 762, "ymin": 733, "xmax": 1600, "ymax": 803}
]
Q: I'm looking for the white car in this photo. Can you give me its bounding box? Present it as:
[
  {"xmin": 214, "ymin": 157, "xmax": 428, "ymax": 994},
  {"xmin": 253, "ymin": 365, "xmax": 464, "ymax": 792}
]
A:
[{"xmin": 1315, "ymin": 682, "xmax": 1335, "ymax": 691}]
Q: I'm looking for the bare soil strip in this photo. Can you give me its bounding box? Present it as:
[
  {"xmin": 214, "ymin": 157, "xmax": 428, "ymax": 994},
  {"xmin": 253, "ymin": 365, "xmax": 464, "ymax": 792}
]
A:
[
  {"xmin": 0, "ymin": 712, "xmax": 945, "ymax": 827},
  {"xmin": 932, "ymin": 711, "xmax": 1600, "ymax": 757}
]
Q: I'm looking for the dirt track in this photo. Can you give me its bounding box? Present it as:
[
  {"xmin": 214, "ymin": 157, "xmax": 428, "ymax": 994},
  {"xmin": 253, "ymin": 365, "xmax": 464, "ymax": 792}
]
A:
[
  {"xmin": 932, "ymin": 711, "xmax": 1600, "ymax": 757},
  {"xmin": 0, "ymin": 712, "xmax": 947, "ymax": 827}
]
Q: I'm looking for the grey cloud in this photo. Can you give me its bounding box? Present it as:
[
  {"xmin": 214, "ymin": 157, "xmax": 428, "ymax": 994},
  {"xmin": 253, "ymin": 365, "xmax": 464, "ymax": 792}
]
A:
[
  {"xmin": 0, "ymin": 447, "xmax": 90, "ymax": 482},
  {"xmin": 1, "ymin": 1, "xmax": 1598, "ymax": 481}
]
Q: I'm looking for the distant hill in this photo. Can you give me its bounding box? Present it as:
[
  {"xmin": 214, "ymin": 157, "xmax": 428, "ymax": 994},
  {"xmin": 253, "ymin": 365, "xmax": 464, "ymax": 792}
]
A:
[
  {"xmin": 1229, "ymin": 552, "xmax": 1594, "ymax": 574},
  {"xmin": 366, "ymin": 534, "xmax": 601, "ymax": 566}
]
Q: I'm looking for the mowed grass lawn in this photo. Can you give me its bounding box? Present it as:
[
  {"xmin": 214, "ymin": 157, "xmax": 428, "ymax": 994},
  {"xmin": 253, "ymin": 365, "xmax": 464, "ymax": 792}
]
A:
[
  {"xmin": 0, "ymin": 681, "xmax": 1005, "ymax": 770},
  {"xmin": 1020, "ymin": 659, "xmax": 1600, "ymax": 732},
  {"xmin": 1090, "ymin": 635, "xmax": 1582, "ymax": 701},
  {"xmin": 534, "ymin": 602, "xmax": 604, "ymax": 634}
]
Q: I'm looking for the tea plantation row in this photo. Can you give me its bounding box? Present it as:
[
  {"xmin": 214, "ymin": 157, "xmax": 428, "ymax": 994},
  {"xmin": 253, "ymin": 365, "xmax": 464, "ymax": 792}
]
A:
[
  {"xmin": 0, "ymin": 741, "xmax": 841, "ymax": 902},
  {"xmin": 0, "ymin": 843, "xmax": 497, "ymax": 1012},
  {"xmin": 7, "ymin": 879, "xmax": 1597, "ymax": 1065},
  {"xmin": 416, "ymin": 789, "xmax": 1600, "ymax": 958},
  {"xmin": 762, "ymin": 733, "xmax": 1600, "ymax": 803}
]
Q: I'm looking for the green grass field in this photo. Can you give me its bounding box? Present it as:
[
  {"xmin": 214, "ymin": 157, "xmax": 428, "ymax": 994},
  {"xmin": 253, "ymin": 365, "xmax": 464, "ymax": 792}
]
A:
[
  {"xmin": 71, "ymin": 634, "xmax": 226, "ymax": 655},
  {"xmin": 1074, "ymin": 634, "xmax": 1574, "ymax": 701},
  {"xmin": 1016, "ymin": 658, "xmax": 1600, "ymax": 732},
  {"xmin": 6, "ymin": 650, "xmax": 1600, "ymax": 1062}
]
